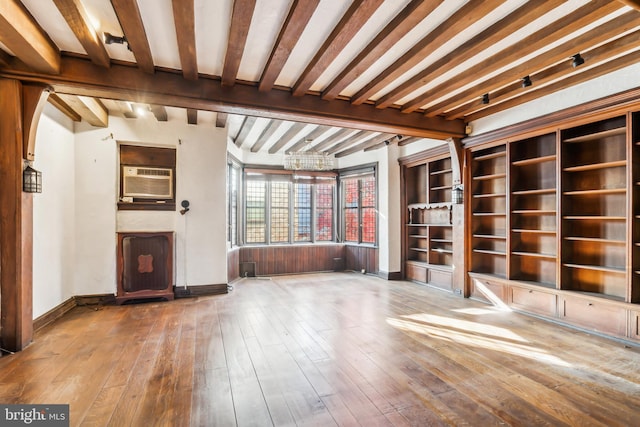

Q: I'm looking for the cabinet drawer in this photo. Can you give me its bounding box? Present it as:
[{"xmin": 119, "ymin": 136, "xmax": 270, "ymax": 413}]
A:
[
  {"xmin": 510, "ymin": 286, "xmax": 556, "ymax": 317},
  {"xmin": 469, "ymin": 275, "xmax": 506, "ymax": 304},
  {"xmin": 406, "ymin": 263, "xmax": 427, "ymax": 283},
  {"xmin": 428, "ymin": 269, "xmax": 452, "ymax": 291},
  {"xmin": 559, "ymin": 296, "xmax": 627, "ymax": 337}
]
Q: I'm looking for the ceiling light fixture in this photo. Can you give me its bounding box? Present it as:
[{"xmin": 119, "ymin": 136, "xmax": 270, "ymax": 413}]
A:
[
  {"xmin": 572, "ymin": 53, "xmax": 584, "ymax": 67},
  {"xmin": 482, "ymin": 93, "xmax": 490, "ymax": 104},
  {"xmin": 103, "ymin": 32, "xmax": 130, "ymax": 50},
  {"xmin": 284, "ymin": 139, "xmax": 335, "ymax": 171},
  {"xmin": 521, "ymin": 75, "xmax": 532, "ymax": 88}
]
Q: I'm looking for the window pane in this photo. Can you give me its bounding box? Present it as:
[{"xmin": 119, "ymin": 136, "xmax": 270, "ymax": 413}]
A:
[
  {"xmin": 270, "ymin": 181, "xmax": 290, "ymax": 243},
  {"xmin": 294, "ymin": 183, "xmax": 311, "ymax": 242},
  {"xmin": 344, "ymin": 208, "xmax": 359, "ymax": 242},
  {"xmin": 361, "ymin": 176, "xmax": 376, "ymax": 207},
  {"xmin": 246, "ymin": 180, "xmax": 266, "ymax": 243},
  {"xmin": 344, "ymin": 180, "xmax": 358, "ymax": 207},
  {"xmin": 361, "ymin": 207, "xmax": 376, "ymax": 243},
  {"xmin": 315, "ymin": 184, "xmax": 333, "ymax": 241}
]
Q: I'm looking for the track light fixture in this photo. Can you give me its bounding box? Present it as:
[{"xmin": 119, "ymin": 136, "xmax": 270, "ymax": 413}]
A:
[
  {"xmin": 482, "ymin": 93, "xmax": 490, "ymax": 104},
  {"xmin": 572, "ymin": 53, "xmax": 584, "ymax": 67},
  {"xmin": 103, "ymin": 32, "xmax": 130, "ymax": 50},
  {"xmin": 521, "ymin": 75, "xmax": 532, "ymax": 88}
]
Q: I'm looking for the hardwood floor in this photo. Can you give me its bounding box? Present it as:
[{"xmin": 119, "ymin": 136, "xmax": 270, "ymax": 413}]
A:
[{"xmin": 1, "ymin": 272, "xmax": 639, "ymax": 426}]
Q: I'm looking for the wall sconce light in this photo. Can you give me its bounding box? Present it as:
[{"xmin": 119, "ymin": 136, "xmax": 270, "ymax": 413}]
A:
[
  {"xmin": 452, "ymin": 184, "xmax": 463, "ymax": 204},
  {"xmin": 482, "ymin": 93, "xmax": 490, "ymax": 104},
  {"xmin": 23, "ymin": 163, "xmax": 42, "ymax": 193},
  {"xmin": 572, "ymin": 53, "xmax": 584, "ymax": 68},
  {"xmin": 521, "ymin": 75, "xmax": 532, "ymax": 88}
]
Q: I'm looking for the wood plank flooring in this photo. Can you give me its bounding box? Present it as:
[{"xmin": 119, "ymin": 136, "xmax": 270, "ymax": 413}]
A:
[{"xmin": 1, "ymin": 272, "xmax": 639, "ymax": 426}]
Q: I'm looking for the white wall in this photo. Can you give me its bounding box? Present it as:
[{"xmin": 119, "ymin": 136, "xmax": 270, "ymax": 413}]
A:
[
  {"xmin": 32, "ymin": 104, "xmax": 76, "ymax": 318},
  {"xmin": 73, "ymin": 115, "xmax": 228, "ymax": 294}
]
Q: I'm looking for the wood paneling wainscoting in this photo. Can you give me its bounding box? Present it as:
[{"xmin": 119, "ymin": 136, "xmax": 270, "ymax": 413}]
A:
[
  {"xmin": 239, "ymin": 244, "xmax": 347, "ymax": 277},
  {"xmin": 345, "ymin": 244, "xmax": 378, "ymax": 274},
  {"xmin": 234, "ymin": 244, "xmax": 379, "ymax": 277},
  {"xmin": 227, "ymin": 246, "xmax": 240, "ymax": 283}
]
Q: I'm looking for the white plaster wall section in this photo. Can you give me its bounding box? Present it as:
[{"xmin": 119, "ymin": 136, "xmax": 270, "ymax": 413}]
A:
[{"xmin": 32, "ymin": 104, "xmax": 76, "ymax": 318}]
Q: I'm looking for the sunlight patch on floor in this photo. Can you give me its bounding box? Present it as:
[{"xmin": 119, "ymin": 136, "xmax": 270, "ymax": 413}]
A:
[{"xmin": 387, "ymin": 315, "xmax": 572, "ymax": 367}]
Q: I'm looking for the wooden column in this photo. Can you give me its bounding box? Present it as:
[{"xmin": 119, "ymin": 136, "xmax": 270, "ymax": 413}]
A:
[
  {"xmin": 447, "ymin": 137, "xmax": 466, "ymax": 296},
  {"xmin": 0, "ymin": 78, "xmax": 48, "ymax": 351}
]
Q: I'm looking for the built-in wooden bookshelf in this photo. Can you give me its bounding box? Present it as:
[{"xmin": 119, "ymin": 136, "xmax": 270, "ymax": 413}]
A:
[
  {"xmin": 401, "ymin": 149, "xmax": 453, "ymax": 291},
  {"xmin": 510, "ymin": 134, "xmax": 557, "ymax": 287},
  {"xmin": 464, "ymin": 107, "xmax": 640, "ymax": 342},
  {"xmin": 470, "ymin": 145, "xmax": 507, "ymax": 278},
  {"xmin": 560, "ymin": 116, "xmax": 627, "ymax": 301}
]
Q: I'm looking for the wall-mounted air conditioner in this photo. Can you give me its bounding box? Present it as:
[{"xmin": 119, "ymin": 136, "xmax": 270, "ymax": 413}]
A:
[{"xmin": 122, "ymin": 166, "xmax": 173, "ymax": 199}]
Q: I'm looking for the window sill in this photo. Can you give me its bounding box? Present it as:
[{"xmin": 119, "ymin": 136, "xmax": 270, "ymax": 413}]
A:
[{"xmin": 118, "ymin": 201, "xmax": 176, "ymax": 211}]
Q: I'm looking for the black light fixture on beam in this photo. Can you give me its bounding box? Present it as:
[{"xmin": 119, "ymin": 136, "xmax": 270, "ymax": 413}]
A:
[
  {"xmin": 572, "ymin": 53, "xmax": 585, "ymax": 68},
  {"xmin": 482, "ymin": 93, "xmax": 490, "ymax": 104},
  {"xmin": 521, "ymin": 75, "xmax": 532, "ymax": 88},
  {"xmin": 103, "ymin": 32, "xmax": 130, "ymax": 50},
  {"xmin": 23, "ymin": 162, "xmax": 42, "ymax": 193}
]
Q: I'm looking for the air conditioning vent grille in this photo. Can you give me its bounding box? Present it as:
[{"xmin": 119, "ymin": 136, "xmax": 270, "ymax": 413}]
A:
[
  {"xmin": 123, "ymin": 166, "xmax": 173, "ymax": 199},
  {"xmin": 136, "ymin": 168, "xmax": 171, "ymax": 177}
]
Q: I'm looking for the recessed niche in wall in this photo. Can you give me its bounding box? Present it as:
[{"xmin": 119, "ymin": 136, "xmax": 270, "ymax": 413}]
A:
[{"xmin": 119, "ymin": 144, "xmax": 176, "ymax": 211}]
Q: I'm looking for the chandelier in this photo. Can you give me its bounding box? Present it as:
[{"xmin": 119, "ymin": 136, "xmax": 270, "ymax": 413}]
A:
[{"xmin": 284, "ymin": 150, "xmax": 335, "ymax": 171}]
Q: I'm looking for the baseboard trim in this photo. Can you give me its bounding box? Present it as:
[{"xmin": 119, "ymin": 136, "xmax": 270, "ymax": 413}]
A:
[
  {"xmin": 174, "ymin": 283, "xmax": 228, "ymax": 298},
  {"xmin": 378, "ymin": 271, "xmax": 402, "ymax": 281},
  {"xmin": 33, "ymin": 297, "xmax": 77, "ymax": 332},
  {"xmin": 75, "ymin": 294, "xmax": 116, "ymax": 306}
]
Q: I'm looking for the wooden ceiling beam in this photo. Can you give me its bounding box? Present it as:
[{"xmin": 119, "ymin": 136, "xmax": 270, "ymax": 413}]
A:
[
  {"xmin": 259, "ymin": 0, "xmax": 320, "ymax": 92},
  {"xmin": 268, "ymin": 122, "xmax": 307, "ymax": 154},
  {"xmin": 334, "ymin": 133, "xmax": 393, "ymax": 158},
  {"xmin": 322, "ymin": 0, "xmax": 443, "ymax": 101},
  {"xmin": 312, "ymin": 128, "xmax": 356, "ymax": 152},
  {"xmin": 327, "ymin": 131, "xmax": 377, "ymax": 155},
  {"xmin": 251, "ymin": 120, "xmax": 283, "ymax": 153},
  {"xmin": 53, "ymin": 0, "xmax": 110, "ymax": 68},
  {"xmin": 0, "ymin": 0, "xmax": 60, "ymax": 74},
  {"xmin": 292, "ymin": 0, "xmax": 385, "ymax": 97},
  {"xmin": 187, "ymin": 108, "xmax": 197, "ymax": 125},
  {"xmin": 415, "ymin": 0, "xmax": 622, "ymax": 117},
  {"xmin": 0, "ymin": 49, "xmax": 13, "ymax": 67},
  {"xmin": 428, "ymin": 7, "xmax": 638, "ymax": 118},
  {"xmin": 110, "ymin": 0, "xmax": 155, "ymax": 74},
  {"xmin": 56, "ymin": 93, "xmax": 108, "ymax": 127},
  {"xmin": 286, "ymin": 125, "xmax": 332, "ymax": 153},
  {"xmin": 216, "ymin": 112, "xmax": 228, "ymax": 128},
  {"xmin": 377, "ymin": 0, "xmax": 563, "ymax": 111},
  {"xmin": 222, "ymin": 0, "xmax": 257, "ymax": 87},
  {"xmin": 350, "ymin": 0, "xmax": 505, "ymax": 106},
  {"xmin": 616, "ymin": 0, "xmax": 640, "ymax": 11},
  {"xmin": 234, "ymin": 116, "xmax": 258, "ymax": 147},
  {"xmin": 150, "ymin": 105, "xmax": 168, "ymax": 121},
  {"xmin": 0, "ymin": 56, "xmax": 465, "ymax": 139},
  {"xmin": 465, "ymin": 36, "xmax": 640, "ymax": 122},
  {"xmin": 172, "ymin": 0, "xmax": 198, "ymax": 80},
  {"xmin": 47, "ymin": 93, "xmax": 81, "ymax": 122}
]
